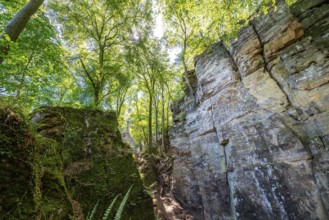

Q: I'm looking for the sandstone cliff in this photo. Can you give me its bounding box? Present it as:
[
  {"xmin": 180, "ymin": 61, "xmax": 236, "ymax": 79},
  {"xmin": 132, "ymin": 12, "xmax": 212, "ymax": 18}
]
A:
[{"xmin": 170, "ymin": 0, "xmax": 329, "ymax": 219}]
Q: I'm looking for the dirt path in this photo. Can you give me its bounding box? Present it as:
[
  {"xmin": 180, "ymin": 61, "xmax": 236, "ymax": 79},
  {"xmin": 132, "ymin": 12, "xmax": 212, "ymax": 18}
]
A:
[
  {"xmin": 152, "ymin": 185, "xmax": 204, "ymax": 220},
  {"xmin": 152, "ymin": 155, "xmax": 204, "ymax": 220}
]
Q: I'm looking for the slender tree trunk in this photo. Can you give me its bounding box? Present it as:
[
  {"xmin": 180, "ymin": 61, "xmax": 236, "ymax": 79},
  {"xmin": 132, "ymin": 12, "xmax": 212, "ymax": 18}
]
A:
[
  {"xmin": 0, "ymin": 0, "xmax": 45, "ymax": 64},
  {"xmin": 148, "ymin": 94, "xmax": 153, "ymax": 149},
  {"xmin": 183, "ymin": 66, "xmax": 194, "ymax": 97},
  {"xmin": 182, "ymin": 35, "xmax": 194, "ymax": 98},
  {"xmin": 135, "ymin": 96, "xmax": 147, "ymax": 151},
  {"xmin": 59, "ymin": 92, "xmax": 66, "ymax": 105},
  {"xmin": 167, "ymin": 99, "xmax": 170, "ymax": 131},
  {"xmin": 16, "ymin": 51, "xmax": 34, "ymax": 98},
  {"xmin": 154, "ymin": 95, "xmax": 159, "ymax": 143},
  {"xmin": 94, "ymin": 88, "xmax": 100, "ymax": 108},
  {"xmin": 161, "ymin": 87, "xmax": 165, "ymax": 152},
  {"xmin": 166, "ymin": 99, "xmax": 171, "ymax": 152}
]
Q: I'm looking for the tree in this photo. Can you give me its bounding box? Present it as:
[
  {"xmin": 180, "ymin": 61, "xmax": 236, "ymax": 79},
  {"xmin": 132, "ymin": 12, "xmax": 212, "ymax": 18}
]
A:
[
  {"xmin": 126, "ymin": 39, "xmax": 166, "ymax": 149},
  {"xmin": 160, "ymin": 0, "xmax": 299, "ymax": 97},
  {"xmin": 0, "ymin": 0, "xmax": 44, "ymax": 64},
  {"xmin": 161, "ymin": 1, "xmax": 199, "ymax": 97},
  {"xmin": 0, "ymin": 1, "xmax": 69, "ymax": 111},
  {"xmin": 49, "ymin": 0, "xmax": 152, "ymax": 108}
]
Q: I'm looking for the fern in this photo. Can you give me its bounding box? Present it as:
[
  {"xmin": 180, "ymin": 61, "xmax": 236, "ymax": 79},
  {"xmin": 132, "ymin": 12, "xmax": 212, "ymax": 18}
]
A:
[
  {"xmin": 102, "ymin": 195, "xmax": 119, "ymax": 220},
  {"xmin": 114, "ymin": 185, "xmax": 133, "ymax": 220},
  {"xmin": 86, "ymin": 185, "xmax": 133, "ymax": 220},
  {"xmin": 86, "ymin": 200, "xmax": 99, "ymax": 220}
]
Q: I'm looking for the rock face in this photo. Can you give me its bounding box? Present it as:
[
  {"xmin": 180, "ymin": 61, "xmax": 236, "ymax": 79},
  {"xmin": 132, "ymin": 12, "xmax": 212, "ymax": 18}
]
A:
[
  {"xmin": 0, "ymin": 106, "xmax": 154, "ymax": 220},
  {"xmin": 170, "ymin": 0, "xmax": 329, "ymax": 219},
  {"xmin": 0, "ymin": 107, "xmax": 73, "ymax": 219}
]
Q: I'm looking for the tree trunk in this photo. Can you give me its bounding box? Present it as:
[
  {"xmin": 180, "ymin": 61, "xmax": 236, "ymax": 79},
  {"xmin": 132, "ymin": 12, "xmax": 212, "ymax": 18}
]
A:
[
  {"xmin": 16, "ymin": 51, "xmax": 34, "ymax": 98},
  {"xmin": 94, "ymin": 89, "xmax": 100, "ymax": 108},
  {"xmin": 167, "ymin": 99, "xmax": 170, "ymax": 130},
  {"xmin": 135, "ymin": 96, "xmax": 147, "ymax": 151},
  {"xmin": 148, "ymin": 94, "xmax": 153, "ymax": 149},
  {"xmin": 161, "ymin": 86, "xmax": 165, "ymax": 152},
  {"xmin": 154, "ymin": 95, "xmax": 159, "ymax": 142},
  {"xmin": 0, "ymin": 0, "xmax": 45, "ymax": 64},
  {"xmin": 182, "ymin": 58, "xmax": 195, "ymax": 98}
]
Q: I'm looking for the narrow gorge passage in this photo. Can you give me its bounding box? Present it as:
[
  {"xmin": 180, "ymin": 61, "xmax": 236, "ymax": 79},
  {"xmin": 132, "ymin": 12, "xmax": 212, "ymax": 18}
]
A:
[{"xmin": 1, "ymin": 0, "xmax": 329, "ymax": 219}]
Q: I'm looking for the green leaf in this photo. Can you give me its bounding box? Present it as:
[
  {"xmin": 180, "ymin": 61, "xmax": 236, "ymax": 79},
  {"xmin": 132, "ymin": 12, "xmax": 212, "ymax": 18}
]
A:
[
  {"xmin": 102, "ymin": 195, "xmax": 119, "ymax": 220},
  {"xmin": 86, "ymin": 200, "xmax": 99, "ymax": 220},
  {"xmin": 114, "ymin": 185, "xmax": 133, "ymax": 220}
]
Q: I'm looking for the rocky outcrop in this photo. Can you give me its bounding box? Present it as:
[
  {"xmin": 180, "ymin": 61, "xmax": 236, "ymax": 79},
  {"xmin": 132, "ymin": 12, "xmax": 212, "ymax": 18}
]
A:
[
  {"xmin": 0, "ymin": 106, "xmax": 154, "ymax": 219},
  {"xmin": 170, "ymin": 0, "xmax": 329, "ymax": 219},
  {"xmin": 0, "ymin": 107, "xmax": 73, "ymax": 219}
]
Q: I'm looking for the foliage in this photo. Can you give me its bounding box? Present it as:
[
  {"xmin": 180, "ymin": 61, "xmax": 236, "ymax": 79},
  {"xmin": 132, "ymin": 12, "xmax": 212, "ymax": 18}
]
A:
[
  {"xmin": 47, "ymin": 0, "xmax": 152, "ymax": 108},
  {"xmin": 122, "ymin": 37, "xmax": 179, "ymax": 151},
  {"xmin": 102, "ymin": 196, "xmax": 118, "ymax": 220},
  {"xmin": 0, "ymin": 2, "xmax": 70, "ymax": 111},
  {"xmin": 86, "ymin": 185, "xmax": 133, "ymax": 220},
  {"xmin": 160, "ymin": 0, "xmax": 298, "ymax": 72},
  {"xmin": 86, "ymin": 200, "xmax": 99, "ymax": 220},
  {"xmin": 114, "ymin": 185, "xmax": 133, "ymax": 220}
]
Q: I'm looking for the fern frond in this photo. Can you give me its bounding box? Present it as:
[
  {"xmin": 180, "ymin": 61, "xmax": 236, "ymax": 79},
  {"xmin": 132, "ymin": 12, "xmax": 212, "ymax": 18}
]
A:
[
  {"xmin": 114, "ymin": 185, "xmax": 133, "ymax": 220},
  {"xmin": 86, "ymin": 200, "xmax": 99, "ymax": 220},
  {"xmin": 102, "ymin": 195, "xmax": 119, "ymax": 220}
]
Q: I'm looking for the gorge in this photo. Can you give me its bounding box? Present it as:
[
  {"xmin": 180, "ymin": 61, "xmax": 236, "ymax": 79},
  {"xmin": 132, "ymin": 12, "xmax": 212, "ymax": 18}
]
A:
[{"xmin": 0, "ymin": 0, "xmax": 329, "ymax": 219}]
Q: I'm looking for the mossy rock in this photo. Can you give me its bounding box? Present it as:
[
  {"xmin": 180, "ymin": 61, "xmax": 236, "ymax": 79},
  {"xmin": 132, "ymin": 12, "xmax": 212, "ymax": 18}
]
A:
[
  {"xmin": 0, "ymin": 107, "xmax": 36, "ymax": 219},
  {"xmin": 1, "ymin": 106, "xmax": 154, "ymax": 219},
  {"xmin": 0, "ymin": 107, "xmax": 73, "ymax": 219},
  {"xmin": 31, "ymin": 107, "xmax": 155, "ymax": 220}
]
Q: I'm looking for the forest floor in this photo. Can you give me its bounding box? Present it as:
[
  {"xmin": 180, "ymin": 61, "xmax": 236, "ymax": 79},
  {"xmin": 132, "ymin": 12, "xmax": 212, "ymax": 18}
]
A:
[
  {"xmin": 135, "ymin": 150, "xmax": 204, "ymax": 220},
  {"xmin": 152, "ymin": 185, "xmax": 204, "ymax": 220}
]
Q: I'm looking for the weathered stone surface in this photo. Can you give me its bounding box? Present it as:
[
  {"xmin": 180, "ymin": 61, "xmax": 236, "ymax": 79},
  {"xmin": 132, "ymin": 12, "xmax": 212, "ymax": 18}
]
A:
[
  {"xmin": 290, "ymin": 0, "xmax": 327, "ymax": 18},
  {"xmin": 190, "ymin": 132, "xmax": 230, "ymax": 220},
  {"xmin": 194, "ymin": 42, "xmax": 240, "ymax": 102},
  {"xmin": 263, "ymin": 19, "xmax": 304, "ymax": 61},
  {"xmin": 242, "ymin": 68, "xmax": 289, "ymax": 112},
  {"xmin": 230, "ymin": 26, "xmax": 264, "ymax": 77},
  {"xmin": 251, "ymin": 2, "xmax": 304, "ymax": 62},
  {"xmin": 170, "ymin": 0, "xmax": 329, "ymax": 219},
  {"xmin": 229, "ymin": 161, "xmax": 326, "ymax": 220}
]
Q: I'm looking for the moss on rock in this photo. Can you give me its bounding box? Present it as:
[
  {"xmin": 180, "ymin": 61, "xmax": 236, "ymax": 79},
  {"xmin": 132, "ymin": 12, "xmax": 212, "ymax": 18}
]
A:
[
  {"xmin": 31, "ymin": 107, "xmax": 154, "ymax": 220},
  {"xmin": 0, "ymin": 107, "xmax": 36, "ymax": 219},
  {"xmin": 1, "ymin": 106, "xmax": 154, "ymax": 219},
  {"xmin": 0, "ymin": 106, "xmax": 73, "ymax": 219}
]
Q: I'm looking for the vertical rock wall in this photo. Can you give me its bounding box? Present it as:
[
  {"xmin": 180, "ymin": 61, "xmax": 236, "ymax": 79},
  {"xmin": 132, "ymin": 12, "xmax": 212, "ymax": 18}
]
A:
[{"xmin": 170, "ymin": 0, "xmax": 329, "ymax": 219}]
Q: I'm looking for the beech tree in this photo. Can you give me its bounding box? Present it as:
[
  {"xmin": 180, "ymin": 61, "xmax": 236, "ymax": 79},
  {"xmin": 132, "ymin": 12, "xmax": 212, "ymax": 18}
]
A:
[
  {"xmin": 49, "ymin": 0, "xmax": 152, "ymax": 108},
  {"xmin": 0, "ymin": 0, "xmax": 301, "ymax": 150},
  {"xmin": 126, "ymin": 40, "xmax": 162, "ymax": 149},
  {"xmin": 0, "ymin": 0, "xmax": 44, "ymax": 64}
]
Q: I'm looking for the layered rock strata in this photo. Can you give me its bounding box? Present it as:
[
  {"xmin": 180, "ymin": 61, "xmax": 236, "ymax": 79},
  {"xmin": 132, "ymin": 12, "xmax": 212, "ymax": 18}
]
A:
[{"xmin": 170, "ymin": 0, "xmax": 329, "ymax": 219}]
